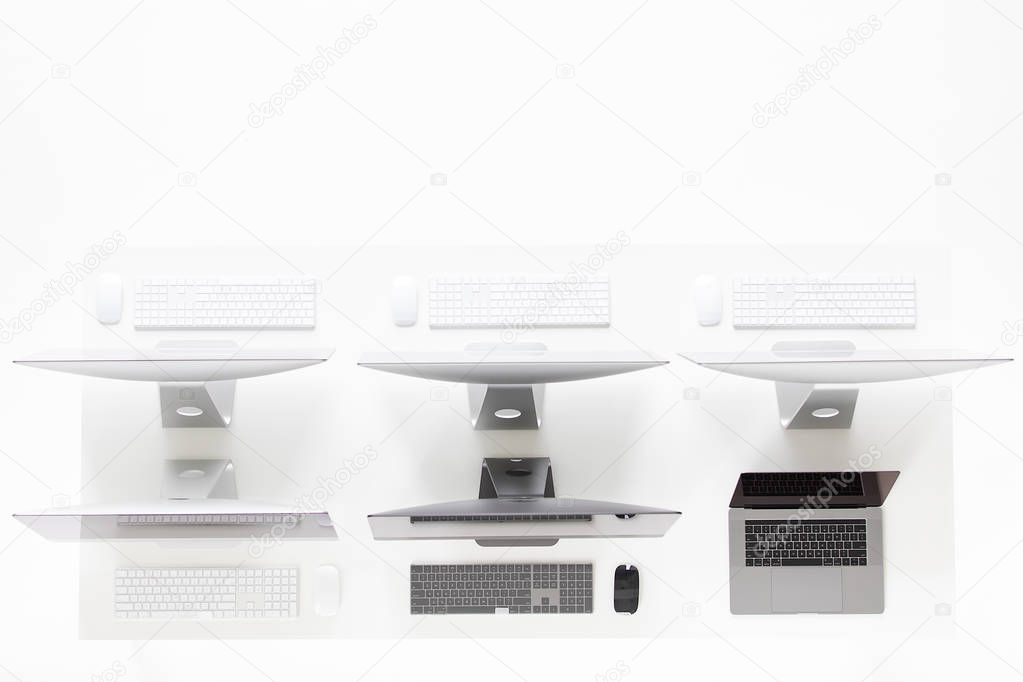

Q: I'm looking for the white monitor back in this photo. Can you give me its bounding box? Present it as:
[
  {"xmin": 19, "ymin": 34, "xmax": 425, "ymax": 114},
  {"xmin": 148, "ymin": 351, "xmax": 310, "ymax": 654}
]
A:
[
  {"xmin": 14, "ymin": 499, "xmax": 337, "ymax": 542},
  {"xmin": 358, "ymin": 348, "xmax": 667, "ymax": 384},
  {"xmin": 680, "ymin": 344, "xmax": 1011, "ymax": 384},
  {"xmin": 15, "ymin": 343, "xmax": 333, "ymax": 382}
]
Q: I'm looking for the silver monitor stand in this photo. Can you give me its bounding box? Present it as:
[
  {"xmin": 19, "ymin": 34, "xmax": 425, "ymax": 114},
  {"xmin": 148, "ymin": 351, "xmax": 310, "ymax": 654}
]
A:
[
  {"xmin": 161, "ymin": 459, "xmax": 237, "ymax": 500},
  {"xmin": 773, "ymin": 341, "xmax": 859, "ymax": 429},
  {"xmin": 466, "ymin": 342, "xmax": 546, "ymax": 430},
  {"xmin": 776, "ymin": 382, "xmax": 859, "ymax": 429},
  {"xmin": 153, "ymin": 340, "xmax": 236, "ymax": 427},
  {"xmin": 159, "ymin": 381, "xmax": 236, "ymax": 427}
]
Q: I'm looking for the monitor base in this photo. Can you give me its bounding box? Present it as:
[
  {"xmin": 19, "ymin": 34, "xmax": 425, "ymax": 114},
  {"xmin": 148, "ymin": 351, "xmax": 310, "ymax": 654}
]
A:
[
  {"xmin": 476, "ymin": 457, "xmax": 558, "ymax": 546},
  {"xmin": 158, "ymin": 380, "xmax": 235, "ymax": 427},
  {"xmin": 475, "ymin": 538, "xmax": 559, "ymax": 547},
  {"xmin": 161, "ymin": 459, "xmax": 238, "ymax": 500},
  {"xmin": 776, "ymin": 382, "xmax": 858, "ymax": 429}
]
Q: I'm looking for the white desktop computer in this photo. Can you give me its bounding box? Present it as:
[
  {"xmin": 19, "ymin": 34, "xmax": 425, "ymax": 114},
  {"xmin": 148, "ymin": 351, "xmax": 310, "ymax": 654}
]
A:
[
  {"xmin": 358, "ymin": 342, "xmax": 667, "ymax": 429},
  {"xmin": 14, "ymin": 340, "xmax": 333, "ymax": 427},
  {"xmin": 14, "ymin": 457, "xmax": 337, "ymax": 542},
  {"xmin": 15, "ymin": 499, "xmax": 335, "ymax": 542},
  {"xmin": 680, "ymin": 340, "xmax": 1012, "ymax": 429},
  {"xmin": 14, "ymin": 341, "xmax": 338, "ymax": 621},
  {"xmin": 368, "ymin": 457, "xmax": 680, "ymax": 546}
]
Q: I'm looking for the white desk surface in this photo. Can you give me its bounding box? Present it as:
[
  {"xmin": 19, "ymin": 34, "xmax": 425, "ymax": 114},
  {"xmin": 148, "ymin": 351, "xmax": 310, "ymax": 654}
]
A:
[{"xmin": 73, "ymin": 244, "xmax": 958, "ymax": 639}]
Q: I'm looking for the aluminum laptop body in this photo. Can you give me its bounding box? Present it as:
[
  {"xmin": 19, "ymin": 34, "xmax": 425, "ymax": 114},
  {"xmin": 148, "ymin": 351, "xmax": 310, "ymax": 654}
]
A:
[{"xmin": 728, "ymin": 471, "xmax": 899, "ymax": 614}]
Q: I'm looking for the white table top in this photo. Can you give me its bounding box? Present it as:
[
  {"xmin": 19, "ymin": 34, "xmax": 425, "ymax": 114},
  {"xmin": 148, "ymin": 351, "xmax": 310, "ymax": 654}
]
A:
[{"xmin": 67, "ymin": 243, "xmax": 963, "ymax": 639}]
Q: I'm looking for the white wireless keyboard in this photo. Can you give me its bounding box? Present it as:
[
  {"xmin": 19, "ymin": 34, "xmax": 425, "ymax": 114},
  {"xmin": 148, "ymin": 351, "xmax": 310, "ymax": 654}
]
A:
[
  {"xmin": 732, "ymin": 275, "xmax": 916, "ymax": 329},
  {"xmin": 134, "ymin": 278, "xmax": 317, "ymax": 329},
  {"xmin": 115, "ymin": 567, "xmax": 298, "ymax": 619},
  {"xmin": 428, "ymin": 274, "xmax": 610, "ymax": 329}
]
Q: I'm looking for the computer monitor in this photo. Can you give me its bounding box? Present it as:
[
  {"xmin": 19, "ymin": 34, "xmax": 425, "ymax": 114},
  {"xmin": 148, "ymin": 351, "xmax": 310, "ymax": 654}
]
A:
[
  {"xmin": 14, "ymin": 499, "xmax": 335, "ymax": 542},
  {"xmin": 368, "ymin": 457, "xmax": 680, "ymax": 546},
  {"xmin": 358, "ymin": 343, "xmax": 667, "ymax": 429},
  {"xmin": 14, "ymin": 340, "xmax": 333, "ymax": 427},
  {"xmin": 680, "ymin": 340, "xmax": 1012, "ymax": 429},
  {"xmin": 14, "ymin": 460, "xmax": 337, "ymax": 542}
]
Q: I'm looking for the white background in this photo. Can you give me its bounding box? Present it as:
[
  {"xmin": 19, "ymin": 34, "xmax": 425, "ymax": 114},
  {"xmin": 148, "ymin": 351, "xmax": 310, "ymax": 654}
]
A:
[{"xmin": 2, "ymin": 1, "xmax": 1023, "ymax": 680}]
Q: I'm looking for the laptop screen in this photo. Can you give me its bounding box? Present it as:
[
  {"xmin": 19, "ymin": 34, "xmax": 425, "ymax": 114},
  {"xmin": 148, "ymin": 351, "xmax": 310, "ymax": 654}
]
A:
[
  {"xmin": 741, "ymin": 472, "xmax": 864, "ymax": 497},
  {"xmin": 729, "ymin": 471, "xmax": 899, "ymax": 508}
]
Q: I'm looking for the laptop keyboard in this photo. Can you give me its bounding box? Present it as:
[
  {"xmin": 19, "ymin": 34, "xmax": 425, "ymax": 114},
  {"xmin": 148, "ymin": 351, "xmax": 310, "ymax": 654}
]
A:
[
  {"xmin": 741, "ymin": 472, "xmax": 863, "ymax": 497},
  {"xmin": 745, "ymin": 519, "xmax": 868, "ymax": 567}
]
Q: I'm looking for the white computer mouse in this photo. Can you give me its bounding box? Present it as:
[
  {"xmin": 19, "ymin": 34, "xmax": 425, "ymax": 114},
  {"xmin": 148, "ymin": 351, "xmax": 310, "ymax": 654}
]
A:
[
  {"xmin": 95, "ymin": 273, "xmax": 123, "ymax": 324},
  {"xmin": 390, "ymin": 276, "xmax": 418, "ymax": 327},
  {"xmin": 314, "ymin": 564, "xmax": 340, "ymax": 616},
  {"xmin": 692, "ymin": 274, "xmax": 722, "ymax": 326}
]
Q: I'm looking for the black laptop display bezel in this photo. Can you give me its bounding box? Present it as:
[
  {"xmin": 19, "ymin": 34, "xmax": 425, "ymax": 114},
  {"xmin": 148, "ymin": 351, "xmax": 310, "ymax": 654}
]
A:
[{"xmin": 728, "ymin": 471, "xmax": 900, "ymax": 509}]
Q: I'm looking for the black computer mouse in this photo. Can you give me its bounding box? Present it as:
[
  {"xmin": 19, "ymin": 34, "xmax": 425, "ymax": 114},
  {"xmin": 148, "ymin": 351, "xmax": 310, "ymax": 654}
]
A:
[{"xmin": 614, "ymin": 564, "xmax": 639, "ymax": 614}]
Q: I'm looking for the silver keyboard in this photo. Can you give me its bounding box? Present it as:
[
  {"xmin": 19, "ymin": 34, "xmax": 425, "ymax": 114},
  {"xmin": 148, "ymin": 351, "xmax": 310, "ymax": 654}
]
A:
[
  {"xmin": 115, "ymin": 567, "xmax": 298, "ymax": 619},
  {"xmin": 732, "ymin": 275, "xmax": 916, "ymax": 329},
  {"xmin": 428, "ymin": 274, "xmax": 610, "ymax": 329},
  {"xmin": 134, "ymin": 277, "xmax": 317, "ymax": 329}
]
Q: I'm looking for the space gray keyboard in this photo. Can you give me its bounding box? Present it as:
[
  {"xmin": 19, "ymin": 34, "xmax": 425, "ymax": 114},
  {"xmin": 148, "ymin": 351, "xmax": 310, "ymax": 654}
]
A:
[{"xmin": 410, "ymin": 563, "xmax": 593, "ymax": 614}]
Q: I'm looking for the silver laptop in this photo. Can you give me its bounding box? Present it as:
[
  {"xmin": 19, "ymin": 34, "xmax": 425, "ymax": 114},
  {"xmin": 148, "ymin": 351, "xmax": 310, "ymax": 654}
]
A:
[{"xmin": 728, "ymin": 471, "xmax": 899, "ymax": 614}]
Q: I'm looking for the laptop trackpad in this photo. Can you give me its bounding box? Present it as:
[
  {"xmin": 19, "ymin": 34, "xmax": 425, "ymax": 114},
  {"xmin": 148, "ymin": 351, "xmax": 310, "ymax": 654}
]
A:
[{"xmin": 772, "ymin": 568, "xmax": 843, "ymax": 613}]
